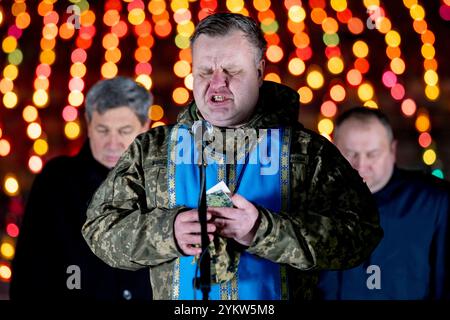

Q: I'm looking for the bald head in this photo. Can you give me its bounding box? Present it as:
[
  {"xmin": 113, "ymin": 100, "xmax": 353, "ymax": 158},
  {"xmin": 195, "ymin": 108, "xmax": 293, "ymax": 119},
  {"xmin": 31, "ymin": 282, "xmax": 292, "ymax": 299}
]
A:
[{"xmin": 334, "ymin": 108, "xmax": 396, "ymax": 193}]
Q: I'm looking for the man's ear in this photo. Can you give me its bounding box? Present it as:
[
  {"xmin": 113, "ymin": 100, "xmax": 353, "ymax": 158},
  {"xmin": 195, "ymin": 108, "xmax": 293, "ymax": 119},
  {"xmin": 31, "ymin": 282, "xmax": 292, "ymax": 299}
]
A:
[
  {"xmin": 391, "ymin": 139, "xmax": 398, "ymax": 155},
  {"xmin": 257, "ymin": 59, "xmax": 265, "ymax": 86}
]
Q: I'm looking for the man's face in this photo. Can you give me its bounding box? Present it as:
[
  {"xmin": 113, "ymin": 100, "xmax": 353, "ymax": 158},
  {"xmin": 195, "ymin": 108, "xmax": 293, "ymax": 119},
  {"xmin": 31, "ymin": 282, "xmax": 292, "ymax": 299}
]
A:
[
  {"xmin": 334, "ymin": 118, "xmax": 396, "ymax": 193},
  {"xmin": 192, "ymin": 30, "xmax": 265, "ymax": 128},
  {"xmin": 87, "ymin": 106, "xmax": 149, "ymax": 168}
]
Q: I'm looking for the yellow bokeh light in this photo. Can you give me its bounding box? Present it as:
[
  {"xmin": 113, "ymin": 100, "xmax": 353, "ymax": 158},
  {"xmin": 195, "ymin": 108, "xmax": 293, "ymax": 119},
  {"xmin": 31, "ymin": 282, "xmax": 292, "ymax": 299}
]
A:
[
  {"xmin": 128, "ymin": 8, "xmax": 146, "ymax": 26},
  {"xmin": 266, "ymin": 45, "xmax": 284, "ymax": 63},
  {"xmin": 331, "ymin": 0, "xmax": 347, "ymax": 12},
  {"xmin": 352, "ymin": 40, "xmax": 369, "ymax": 58},
  {"xmin": 264, "ymin": 73, "xmax": 281, "ymax": 83},
  {"xmin": 149, "ymin": 104, "xmax": 164, "ymax": 121},
  {"xmin": 103, "ymin": 10, "xmax": 120, "ymax": 27},
  {"xmin": 357, "ymin": 83, "xmax": 374, "ymax": 101},
  {"xmin": 135, "ymin": 74, "xmax": 153, "ymax": 90},
  {"xmin": 0, "ymin": 78, "xmax": 14, "ymax": 94},
  {"xmin": 327, "ymin": 57, "xmax": 344, "ymax": 74},
  {"xmin": 410, "ymin": 4, "xmax": 425, "ymax": 20},
  {"xmin": 415, "ymin": 114, "xmax": 430, "ymax": 132},
  {"xmin": 0, "ymin": 265, "xmax": 12, "ymax": 281},
  {"xmin": 171, "ymin": 0, "xmax": 189, "ymax": 11},
  {"xmin": 288, "ymin": 5, "xmax": 306, "ymax": 23},
  {"xmin": 184, "ymin": 73, "xmax": 193, "ymax": 90},
  {"xmin": 177, "ymin": 21, "xmax": 195, "ymax": 37},
  {"xmin": 101, "ymin": 62, "xmax": 118, "ymax": 79},
  {"xmin": 3, "ymin": 65, "xmax": 19, "ymax": 81},
  {"xmin": 226, "ymin": 0, "xmax": 245, "ymax": 13},
  {"xmin": 254, "ymin": 0, "xmax": 271, "ymax": 12},
  {"xmin": 23, "ymin": 105, "xmax": 38, "ymax": 122},
  {"xmin": 148, "ymin": 0, "xmax": 166, "ymax": 15},
  {"xmin": 318, "ymin": 118, "xmax": 334, "ymax": 135},
  {"xmin": 421, "ymin": 44, "xmax": 435, "ymax": 59},
  {"xmin": 363, "ymin": 0, "xmax": 380, "ymax": 7},
  {"xmin": 306, "ymin": 70, "xmax": 324, "ymax": 89},
  {"xmin": 173, "ymin": 87, "xmax": 190, "ymax": 105},
  {"xmin": 105, "ymin": 47, "xmax": 122, "ymax": 63},
  {"xmin": 425, "ymin": 85, "xmax": 439, "ymax": 101},
  {"xmin": 102, "ymin": 33, "xmax": 119, "ymax": 50},
  {"xmin": 322, "ymin": 17, "xmax": 339, "ymax": 34},
  {"xmin": 70, "ymin": 63, "xmax": 87, "ymax": 78},
  {"xmin": 42, "ymin": 23, "xmax": 58, "ymax": 40},
  {"xmin": 3, "ymin": 91, "xmax": 18, "ymax": 109},
  {"xmin": 0, "ymin": 139, "xmax": 11, "ymax": 157},
  {"xmin": 34, "ymin": 139, "xmax": 49, "ymax": 156},
  {"xmin": 68, "ymin": 90, "xmax": 84, "ymax": 107},
  {"xmin": 403, "ymin": 0, "xmax": 418, "ymax": 9},
  {"xmin": 390, "ymin": 58, "xmax": 406, "ymax": 75},
  {"xmin": 1, "ymin": 242, "xmax": 14, "ymax": 259},
  {"xmin": 364, "ymin": 100, "xmax": 379, "ymax": 109},
  {"xmin": 424, "ymin": 70, "xmax": 438, "ymax": 86},
  {"xmin": 330, "ymin": 84, "xmax": 346, "ymax": 102},
  {"xmin": 288, "ymin": 58, "xmax": 305, "ymax": 76},
  {"xmin": 173, "ymin": 60, "xmax": 191, "ymax": 78},
  {"xmin": 40, "ymin": 50, "xmax": 56, "ymax": 65},
  {"xmin": 377, "ymin": 17, "xmax": 392, "ymax": 34},
  {"xmin": 16, "ymin": 12, "xmax": 31, "ymax": 30},
  {"xmin": 423, "ymin": 149, "xmax": 436, "ymax": 166},
  {"xmin": 28, "ymin": 155, "xmax": 43, "ymax": 173},
  {"xmin": 65, "ymin": 122, "xmax": 81, "ymax": 140},
  {"xmin": 27, "ymin": 122, "xmax": 42, "ymax": 140},
  {"xmin": 4, "ymin": 176, "xmax": 19, "ymax": 196},
  {"xmin": 151, "ymin": 121, "xmax": 166, "ymax": 128},
  {"xmin": 80, "ymin": 10, "xmax": 96, "ymax": 27},
  {"xmin": 2, "ymin": 36, "xmax": 18, "ymax": 53},
  {"xmin": 298, "ymin": 86, "xmax": 313, "ymax": 104},
  {"xmin": 385, "ymin": 30, "xmax": 401, "ymax": 47},
  {"xmin": 34, "ymin": 76, "xmax": 50, "ymax": 90}
]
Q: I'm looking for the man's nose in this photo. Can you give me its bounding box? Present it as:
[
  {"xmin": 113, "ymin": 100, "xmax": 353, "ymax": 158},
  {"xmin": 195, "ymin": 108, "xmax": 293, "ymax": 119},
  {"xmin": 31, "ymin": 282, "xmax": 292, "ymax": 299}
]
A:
[
  {"xmin": 106, "ymin": 133, "xmax": 123, "ymax": 149},
  {"xmin": 353, "ymin": 156, "xmax": 369, "ymax": 172},
  {"xmin": 210, "ymin": 69, "xmax": 228, "ymax": 89}
]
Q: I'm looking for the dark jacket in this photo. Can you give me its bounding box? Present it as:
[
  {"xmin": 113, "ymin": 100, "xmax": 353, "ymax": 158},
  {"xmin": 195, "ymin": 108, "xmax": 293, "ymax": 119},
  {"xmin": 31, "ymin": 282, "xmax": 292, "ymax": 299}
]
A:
[
  {"xmin": 82, "ymin": 81, "xmax": 383, "ymax": 300},
  {"xmin": 318, "ymin": 167, "xmax": 450, "ymax": 299},
  {"xmin": 10, "ymin": 142, "xmax": 152, "ymax": 300}
]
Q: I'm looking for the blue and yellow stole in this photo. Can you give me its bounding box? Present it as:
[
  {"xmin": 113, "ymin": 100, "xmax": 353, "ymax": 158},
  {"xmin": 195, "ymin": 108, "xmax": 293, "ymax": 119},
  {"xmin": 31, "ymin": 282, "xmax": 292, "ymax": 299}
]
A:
[{"xmin": 168, "ymin": 124, "xmax": 290, "ymax": 300}]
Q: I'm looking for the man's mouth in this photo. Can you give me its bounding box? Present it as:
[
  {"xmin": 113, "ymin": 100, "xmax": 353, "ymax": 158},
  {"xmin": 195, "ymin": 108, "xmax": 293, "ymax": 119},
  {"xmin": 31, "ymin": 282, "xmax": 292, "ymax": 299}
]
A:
[{"xmin": 211, "ymin": 95, "xmax": 226, "ymax": 102}]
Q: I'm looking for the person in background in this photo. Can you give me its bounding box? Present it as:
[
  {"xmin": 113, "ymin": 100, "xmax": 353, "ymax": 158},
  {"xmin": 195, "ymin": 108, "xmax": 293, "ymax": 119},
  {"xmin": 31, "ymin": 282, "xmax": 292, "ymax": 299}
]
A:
[
  {"xmin": 82, "ymin": 13, "xmax": 382, "ymax": 300},
  {"xmin": 10, "ymin": 77, "xmax": 153, "ymax": 300},
  {"xmin": 318, "ymin": 107, "xmax": 450, "ymax": 300}
]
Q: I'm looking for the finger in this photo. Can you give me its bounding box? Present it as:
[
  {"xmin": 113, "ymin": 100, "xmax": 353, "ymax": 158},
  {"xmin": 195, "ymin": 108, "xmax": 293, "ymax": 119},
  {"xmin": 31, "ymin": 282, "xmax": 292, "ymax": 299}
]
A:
[
  {"xmin": 178, "ymin": 210, "xmax": 212, "ymax": 223},
  {"xmin": 209, "ymin": 207, "xmax": 238, "ymax": 219},
  {"xmin": 231, "ymin": 193, "xmax": 251, "ymax": 209},
  {"xmin": 177, "ymin": 210, "xmax": 199, "ymax": 222},
  {"xmin": 181, "ymin": 234, "xmax": 202, "ymax": 246}
]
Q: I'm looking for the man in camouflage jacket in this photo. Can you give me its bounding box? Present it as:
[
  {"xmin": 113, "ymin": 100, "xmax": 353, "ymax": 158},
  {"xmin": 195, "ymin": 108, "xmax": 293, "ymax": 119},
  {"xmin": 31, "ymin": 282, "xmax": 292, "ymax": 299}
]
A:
[{"xmin": 82, "ymin": 13, "xmax": 382, "ymax": 300}]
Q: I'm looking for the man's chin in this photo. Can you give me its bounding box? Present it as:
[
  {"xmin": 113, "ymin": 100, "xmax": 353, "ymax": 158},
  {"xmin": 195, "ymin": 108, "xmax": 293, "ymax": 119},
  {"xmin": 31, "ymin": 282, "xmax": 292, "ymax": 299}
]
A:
[{"xmin": 102, "ymin": 156, "xmax": 120, "ymax": 168}]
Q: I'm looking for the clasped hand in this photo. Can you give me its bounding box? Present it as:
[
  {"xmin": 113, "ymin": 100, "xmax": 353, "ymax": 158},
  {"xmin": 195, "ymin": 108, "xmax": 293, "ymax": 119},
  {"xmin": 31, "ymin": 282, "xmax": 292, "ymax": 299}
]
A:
[{"xmin": 174, "ymin": 194, "xmax": 260, "ymax": 256}]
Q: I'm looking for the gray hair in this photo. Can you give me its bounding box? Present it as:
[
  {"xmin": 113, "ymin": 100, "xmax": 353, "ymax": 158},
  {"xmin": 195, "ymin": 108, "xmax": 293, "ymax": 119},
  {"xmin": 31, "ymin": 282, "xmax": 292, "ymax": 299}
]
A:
[
  {"xmin": 85, "ymin": 77, "xmax": 152, "ymax": 125},
  {"xmin": 335, "ymin": 107, "xmax": 394, "ymax": 142},
  {"xmin": 190, "ymin": 12, "xmax": 267, "ymax": 64}
]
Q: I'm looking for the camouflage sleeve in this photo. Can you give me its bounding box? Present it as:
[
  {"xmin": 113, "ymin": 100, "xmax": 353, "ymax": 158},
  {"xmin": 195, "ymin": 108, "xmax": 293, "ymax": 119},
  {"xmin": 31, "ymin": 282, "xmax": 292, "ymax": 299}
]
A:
[
  {"xmin": 247, "ymin": 135, "xmax": 383, "ymax": 271},
  {"xmin": 82, "ymin": 135, "xmax": 184, "ymax": 271}
]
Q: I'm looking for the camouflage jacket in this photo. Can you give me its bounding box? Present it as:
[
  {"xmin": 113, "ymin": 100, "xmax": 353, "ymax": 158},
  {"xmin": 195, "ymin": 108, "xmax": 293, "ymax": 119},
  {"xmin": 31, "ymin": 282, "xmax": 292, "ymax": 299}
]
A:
[{"xmin": 82, "ymin": 81, "xmax": 383, "ymax": 300}]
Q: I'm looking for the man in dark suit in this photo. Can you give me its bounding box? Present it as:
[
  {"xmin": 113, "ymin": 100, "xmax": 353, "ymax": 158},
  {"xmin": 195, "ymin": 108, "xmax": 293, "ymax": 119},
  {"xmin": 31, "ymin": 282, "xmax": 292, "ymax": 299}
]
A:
[{"xmin": 10, "ymin": 77, "xmax": 153, "ymax": 300}]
